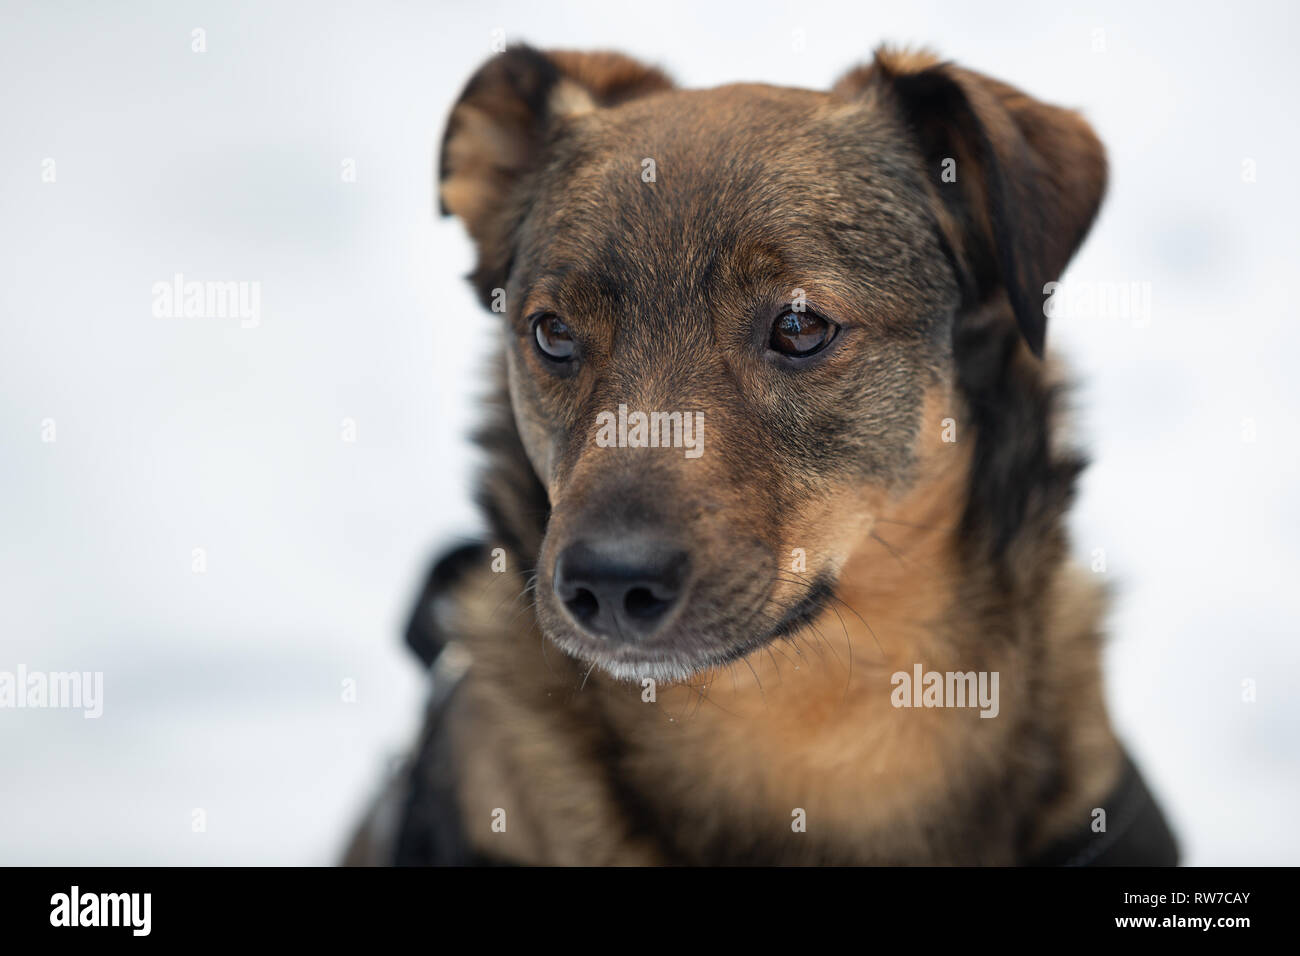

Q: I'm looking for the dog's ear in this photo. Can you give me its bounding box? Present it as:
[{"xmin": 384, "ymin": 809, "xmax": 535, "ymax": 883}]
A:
[
  {"xmin": 439, "ymin": 46, "xmax": 673, "ymax": 304},
  {"xmin": 833, "ymin": 48, "xmax": 1106, "ymax": 357}
]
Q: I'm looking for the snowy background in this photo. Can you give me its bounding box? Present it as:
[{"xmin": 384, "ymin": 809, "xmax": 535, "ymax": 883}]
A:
[{"xmin": 1, "ymin": 0, "xmax": 1296, "ymax": 864}]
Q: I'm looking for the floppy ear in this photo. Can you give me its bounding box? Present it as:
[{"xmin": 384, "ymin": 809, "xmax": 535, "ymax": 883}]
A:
[
  {"xmin": 833, "ymin": 48, "xmax": 1106, "ymax": 357},
  {"xmin": 439, "ymin": 45, "xmax": 674, "ymax": 305}
]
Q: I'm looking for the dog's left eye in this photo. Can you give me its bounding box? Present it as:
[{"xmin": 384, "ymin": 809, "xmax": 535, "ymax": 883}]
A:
[
  {"xmin": 769, "ymin": 310, "xmax": 836, "ymax": 357},
  {"xmin": 532, "ymin": 313, "xmax": 577, "ymax": 361}
]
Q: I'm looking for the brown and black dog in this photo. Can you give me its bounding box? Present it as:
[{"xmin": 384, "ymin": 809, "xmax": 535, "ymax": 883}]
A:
[{"xmin": 346, "ymin": 45, "xmax": 1178, "ymax": 866}]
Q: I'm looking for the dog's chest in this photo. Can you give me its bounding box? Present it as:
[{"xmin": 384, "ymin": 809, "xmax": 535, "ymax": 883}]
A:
[{"xmin": 601, "ymin": 645, "xmax": 1035, "ymax": 864}]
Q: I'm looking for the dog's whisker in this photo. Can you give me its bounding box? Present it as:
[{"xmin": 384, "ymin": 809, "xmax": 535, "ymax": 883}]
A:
[
  {"xmin": 486, "ymin": 578, "xmax": 532, "ymax": 620},
  {"xmin": 870, "ymin": 530, "xmax": 908, "ymax": 568},
  {"xmin": 578, "ymin": 658, "xmax": 598, "ymax": 693},
  {"xmin": 776, "ymin": 571, "xmax": 886, "ymax": 662},
  {"xmin": 763, "ymin": 645, "xmax": 784, "ymax": 685},
  {"xmin": 500, "ymin": 591, "xmax": 544, "ymax": 630},
  {"xmin": 873, "ymin": 516, "xmax": 954, "ymax": 532},
  {"xmin": 765, "ymin": 638, "xmax": 801, "ymax": 669}
]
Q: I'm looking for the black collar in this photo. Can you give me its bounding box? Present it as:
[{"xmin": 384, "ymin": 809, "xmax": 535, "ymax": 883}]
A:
[{"xmin": 1027, "ymin": 749, "xmax": 1179, "ymax": 866}]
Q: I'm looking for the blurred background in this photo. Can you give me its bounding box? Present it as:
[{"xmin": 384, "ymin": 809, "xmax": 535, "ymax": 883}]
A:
[{"xmin": 1, "ymin": 0, "xmax": 1296, "ymax": 864}]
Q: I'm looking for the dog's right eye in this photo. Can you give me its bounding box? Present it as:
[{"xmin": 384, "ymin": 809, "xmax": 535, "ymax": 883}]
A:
[
  {"xmin": 769, "ymin": 309, "xmax": 837, "ymax": 358},
  {"xmin": 532, "ymin": 313, "xmax": 577, "ymax": 361}
]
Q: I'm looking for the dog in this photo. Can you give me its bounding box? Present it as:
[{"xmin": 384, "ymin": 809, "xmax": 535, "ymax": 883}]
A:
[{"xmin": 345, "ymin": 44, "xmax": 1178, "ymax": 866}]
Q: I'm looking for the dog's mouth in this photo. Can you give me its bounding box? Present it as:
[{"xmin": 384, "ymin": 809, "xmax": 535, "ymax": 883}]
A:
[{"xmin": 536, "ymin": 571, "xmax": 839, "ymax": 683}]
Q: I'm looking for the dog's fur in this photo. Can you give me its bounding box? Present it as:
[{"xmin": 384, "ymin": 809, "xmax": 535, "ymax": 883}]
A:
[{"xmin": 349, "ymin": 45, "xmax": 1150, "ymax": 865}]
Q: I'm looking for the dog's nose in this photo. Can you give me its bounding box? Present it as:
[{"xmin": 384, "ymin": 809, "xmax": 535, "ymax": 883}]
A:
[{"xmin": 553, "ymin": 535, "xmax": 688, "ymax": 640}]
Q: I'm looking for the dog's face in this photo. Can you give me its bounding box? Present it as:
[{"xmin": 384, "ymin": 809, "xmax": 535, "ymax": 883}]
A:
[{"xmin": 440, "ymin": 47, "xmax": 1105, "ymax": 680}]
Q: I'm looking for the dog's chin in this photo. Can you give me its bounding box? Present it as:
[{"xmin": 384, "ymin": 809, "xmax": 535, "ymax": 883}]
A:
[
  {"xmin": 541, "ymin": 625, "xmax": 770, "ymax": 684},
  {"xmin": 538, "ymin": 573, "xmax": 839, "ymax": 685}
]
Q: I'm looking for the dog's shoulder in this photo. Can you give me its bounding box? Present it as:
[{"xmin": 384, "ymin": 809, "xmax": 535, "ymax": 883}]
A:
[{"xmin": 353, "ymin": 542, "xmax": 664, "ymax": 865}]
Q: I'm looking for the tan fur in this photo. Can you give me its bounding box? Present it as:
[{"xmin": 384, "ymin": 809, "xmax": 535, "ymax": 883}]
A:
[{"xmin": 447, "ymin": 381, "xmax": 1120, "ymax": 864}]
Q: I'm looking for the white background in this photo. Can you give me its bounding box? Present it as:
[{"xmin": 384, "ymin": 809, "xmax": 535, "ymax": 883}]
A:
[{"xmin": 1, "ymin": 0, "xmax": 1296, "ymax": 864}]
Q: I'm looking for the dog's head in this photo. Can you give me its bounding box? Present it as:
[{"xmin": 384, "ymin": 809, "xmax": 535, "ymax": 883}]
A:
[{"xmin": 439, "ymin": 46, "xmax": 1105, "ymax": 681}]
